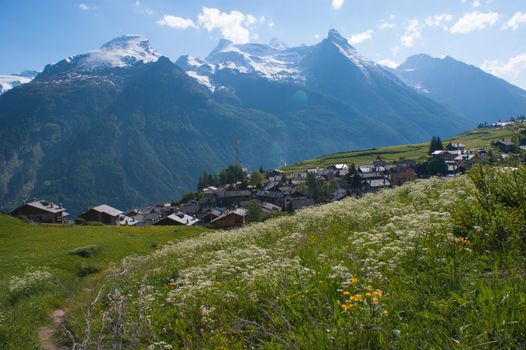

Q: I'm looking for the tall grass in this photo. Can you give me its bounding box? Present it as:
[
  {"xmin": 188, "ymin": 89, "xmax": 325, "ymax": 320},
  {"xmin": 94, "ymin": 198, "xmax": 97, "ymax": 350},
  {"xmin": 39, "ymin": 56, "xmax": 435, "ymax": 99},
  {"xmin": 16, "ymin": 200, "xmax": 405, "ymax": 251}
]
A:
[{"xmin": 67, "ymin": 168, "xmax": 526, "ymax": 349}]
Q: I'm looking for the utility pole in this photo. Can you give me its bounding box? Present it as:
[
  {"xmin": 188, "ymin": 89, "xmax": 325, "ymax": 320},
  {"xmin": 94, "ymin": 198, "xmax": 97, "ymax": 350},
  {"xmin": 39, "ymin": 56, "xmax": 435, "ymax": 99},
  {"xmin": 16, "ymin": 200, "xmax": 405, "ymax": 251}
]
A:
[{"xmin": 235, "ymin": 138, "xmax": 240, "ymax": 167}]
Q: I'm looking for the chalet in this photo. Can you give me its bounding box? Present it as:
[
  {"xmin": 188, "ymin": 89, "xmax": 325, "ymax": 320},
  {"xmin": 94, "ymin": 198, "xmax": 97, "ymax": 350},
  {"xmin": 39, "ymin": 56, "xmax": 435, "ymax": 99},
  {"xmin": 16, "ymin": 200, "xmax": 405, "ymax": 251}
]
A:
[
  {"xmin": 153, "ymin": 212, "xmax": 198, "ymax": 226},
  {"xmin": 390, "ymin": 167, "xmax": 416, "ymax": 186},
  {"xmin": 268, "ymin": 169, "xmax": 285, "ymax": 182},
  {"xmin": 495, "ymin": 141, "xmax": 516, "ymax": 153},
  {"xmin": 11, "ymin": 199, "xmax": 68, "ymax": 223},
  {"xmin": 181, "ymin": 200, "xmax": 200, "ymax": 215},
  {"xmin": 454, "ymin": 153, "xmax": 479, "ymax": 169},
  {"xmin": 257, "ymin": 190, "xmax": 286, "ymax": 207},
  {"xmin": 290, "ymin": 191, "xmax": 314, "ymax": 210},
  {"xmin": 365, "ymin": 178, "xmax": 391, "ymax": 192},
  {"xmin": 217, "ymin": 190, "xmax": 252, "ymax": 207},
  {"xmin": 209, "ymin": 208, "xmax": 247, "ymax": 229},
  {"xmin": 261, "ymin": 202, "xmax": 282, "ymax": 213},
  {"xmin": 125, "ymin": 207, "xmax": 162, "ymax": 226},
  {"xmin": 446, "ymin": 143, "xmax": 466, "ymax": 151},
  {"xmin": 198, "ymin": 209, "xmax": 222, "ymax": 224},
  {"xmin": 77, "ymin": 204, "xmax": 136, "ymax": 226}
]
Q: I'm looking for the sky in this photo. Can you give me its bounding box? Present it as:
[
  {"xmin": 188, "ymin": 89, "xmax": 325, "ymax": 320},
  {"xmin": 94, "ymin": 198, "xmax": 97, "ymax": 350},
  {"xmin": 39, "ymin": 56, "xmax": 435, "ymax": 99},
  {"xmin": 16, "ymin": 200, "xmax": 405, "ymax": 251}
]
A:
[{"xmin": 1, "ymin": 0, "xmax": 526, "ymax": 88}]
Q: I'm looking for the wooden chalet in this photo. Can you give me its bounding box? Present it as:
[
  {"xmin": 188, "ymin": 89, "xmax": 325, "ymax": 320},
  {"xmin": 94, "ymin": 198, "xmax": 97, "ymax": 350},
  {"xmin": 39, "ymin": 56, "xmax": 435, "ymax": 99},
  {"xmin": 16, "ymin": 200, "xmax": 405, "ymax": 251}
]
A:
[
  {"xmin": 77, "ymin": 204, "xmax": 136, "ymax": 226},
  {"xmin": 209, "ymin": 208, "xmax": 247, "ymax": 229},
  {"xmin": 11, "ymin": 199, "xmax": 68, "ymax": 223}
]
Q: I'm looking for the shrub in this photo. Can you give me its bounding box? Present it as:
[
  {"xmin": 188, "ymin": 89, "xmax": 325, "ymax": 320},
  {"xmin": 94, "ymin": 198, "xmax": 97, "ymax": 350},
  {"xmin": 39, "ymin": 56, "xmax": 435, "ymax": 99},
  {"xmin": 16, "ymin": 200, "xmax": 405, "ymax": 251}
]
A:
[
  {"xmin": 8, "ymin": 266, "xmax": 54, "ymax": 301},
  {"xmin": 76, "ymin": 262, "xmax": 101, "ymax": 277},
  {"xmin": 74, "ymin": 217, "xmax": 87, "ymax": 225},
  {"xmin": 452, "ymin": 165, "xmax": 526, "ymax": 252},
  {"xmin": 69, "ymin": 244, "xmax": 100, "ymax": 258}
]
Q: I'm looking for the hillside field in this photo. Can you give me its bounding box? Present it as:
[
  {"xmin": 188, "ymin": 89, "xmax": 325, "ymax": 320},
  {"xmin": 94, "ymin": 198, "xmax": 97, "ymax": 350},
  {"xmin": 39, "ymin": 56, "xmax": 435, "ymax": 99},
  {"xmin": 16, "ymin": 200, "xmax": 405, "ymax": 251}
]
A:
[
  {"xmin": 0, "ymin": 217, "xmax": 207, "ymax": 349},
  {"xmin": 283, "ymin": 127, "xmax": 515, "ymax": 173},
  {"xmin": 61, "ymin": 166, "xmax": 526, "ymax": 349}
]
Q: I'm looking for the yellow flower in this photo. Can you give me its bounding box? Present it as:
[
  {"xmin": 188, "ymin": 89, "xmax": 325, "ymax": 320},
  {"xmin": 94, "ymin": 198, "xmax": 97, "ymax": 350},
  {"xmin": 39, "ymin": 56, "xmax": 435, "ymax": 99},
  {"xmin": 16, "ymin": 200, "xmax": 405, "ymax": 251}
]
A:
[
  {"xmin": 373, "ymin": 289, "xmax": 383, "ymax": 297},
  {"xmin": 351, "ymin": 294, "xmax": 363, "ymax": 302},
  {"xmin": 343, "ymin": 291, "xmax": 350, "ymax": 296},
  {"xmin": 351, "ymin": 277, "xmax": 359, "ymax": 285},
  {"xmin": 365, "ymin": 292, "xmax": 372, "ymax": 298},
  {"xmin": 372, "ymin": 297, "xmax": 379, "ymax": 304},
  {"xmin": 383, "ymin": 310, "xmax": 388, "ymax": 316}
]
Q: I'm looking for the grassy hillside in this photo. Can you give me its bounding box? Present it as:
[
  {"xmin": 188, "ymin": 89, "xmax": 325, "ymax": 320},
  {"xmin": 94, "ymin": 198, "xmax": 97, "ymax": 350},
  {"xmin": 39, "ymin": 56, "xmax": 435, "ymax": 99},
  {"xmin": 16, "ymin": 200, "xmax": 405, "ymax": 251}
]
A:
[
  {"xmin": 63, "ymin": 167, "xmax": 526, "ymax": 348},
  {"xmin": 0, "ymin": 216, "xmax": 207, "ymax": 349},
  {"xmin": 283, "ymin": 127, "xmax": 515, "ymax": 173}
]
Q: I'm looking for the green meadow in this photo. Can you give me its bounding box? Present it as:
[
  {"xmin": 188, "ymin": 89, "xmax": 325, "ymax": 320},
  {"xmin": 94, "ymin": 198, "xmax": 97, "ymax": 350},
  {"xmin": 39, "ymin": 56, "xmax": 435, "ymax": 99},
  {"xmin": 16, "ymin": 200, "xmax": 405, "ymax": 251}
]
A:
[
  {"xmin": 0, "ymin": 216, "xmax": 206, "ymax": 349},
  {"xmin": 283, "ymin": 127, "xmax": 515, "ymax": 173}
]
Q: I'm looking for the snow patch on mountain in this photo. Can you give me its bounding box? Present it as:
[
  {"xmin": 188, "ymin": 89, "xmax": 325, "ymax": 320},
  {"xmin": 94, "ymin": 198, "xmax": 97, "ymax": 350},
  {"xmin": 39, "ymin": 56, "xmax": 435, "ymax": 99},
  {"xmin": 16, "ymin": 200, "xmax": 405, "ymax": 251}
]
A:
[
  {"xmin": 76, "ymin": 35, "xmax": 160, "ymax": 71},
  {"xmin": 177, "ymin": 29, "xmax": 392, "ymax": 88},
  {"xmin": 0, "ymin": 71, "xmax": 38, "ymax": 94}
]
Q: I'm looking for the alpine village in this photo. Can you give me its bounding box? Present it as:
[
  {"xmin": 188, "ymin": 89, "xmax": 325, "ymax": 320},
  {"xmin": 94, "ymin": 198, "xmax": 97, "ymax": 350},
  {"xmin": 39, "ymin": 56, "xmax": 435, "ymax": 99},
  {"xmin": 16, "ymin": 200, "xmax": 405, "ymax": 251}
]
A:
[{"xmin": 2, "ymin": 2, "xmax": 526, "ymax": 349}]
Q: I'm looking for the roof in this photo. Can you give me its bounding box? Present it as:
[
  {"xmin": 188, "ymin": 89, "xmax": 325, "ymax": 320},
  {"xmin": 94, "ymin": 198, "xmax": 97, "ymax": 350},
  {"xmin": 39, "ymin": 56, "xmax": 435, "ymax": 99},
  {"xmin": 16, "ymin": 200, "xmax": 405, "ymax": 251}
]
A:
[
  {"xmin": 329, "ymin": 163, "xmax": 348, "ymax": 170},
  {"xmin": 24, "ymin": 200, "xmax": 66, "ymax": 214},
  {"xmin": 210, "ymin": 208, "xmax": 247, "ymax": 223},
  {"xmin": 91, "ymin": 204, "xmax": 123, "ymax": 217},
  {"xmin": 366, "ymin": 179, "xmax": 391, "ymax": 188},
  {"xmin": 261, "ymin": 202, "xmax": 282, "ymax": 211},
  {"xmin": 118, "ymin": 215, "xmax": 137, "ymax": 226},
  {"xmin": 160, "ymin": 212, "xmax": 199, "ymax": 226},
  {"xmin": 496, "ymin": 141, "xmax": 516, "ymax": 146}
]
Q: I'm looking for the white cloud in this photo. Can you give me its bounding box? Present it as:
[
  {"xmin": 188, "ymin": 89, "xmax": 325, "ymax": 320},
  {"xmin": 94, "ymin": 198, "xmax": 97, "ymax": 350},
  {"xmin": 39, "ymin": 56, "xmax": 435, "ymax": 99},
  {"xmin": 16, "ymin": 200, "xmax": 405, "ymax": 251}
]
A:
[
  {"xmin": 502, "ymin": 12, "xmax": 526, "ymax": 31},
  {"xmin": 401, "ymin": 19, "xmax": 422, "ymax": 47},
  {"xmin": 481, "ymin": 53, "xmax": 526, "ymax": 86},
  {"xmin": 314, "ymin": 34, "xmax": 320, "ymax": 39},
  {"xmin": 332, "ymin": 0, "xmax": 344, "ymax": 10},
  {"xmin": 157, "ymin": 15, "xmax": 197, "ymax": 29},
  {"xmin": 450, "ymin": 11, "xmax": 499, "ymax": 33},
  {"xmin": 135, "ymin": 0, "xmax": 140, "ymax": 6},
  {"xmin": 472, "ymin": 0, "xmax": 481, "ymax": 8},
  {"xmin": 391, "ymin": 46, "xmax": 400, "ymax": 55},
  {"xmin": 198, "ymin": 7, "xmax": 258, "ymax": 43},
  {"xmin": 379, "ymin": 21, "xmax": 395, "ymax": 30},
  {"xmin": 425, "ymin": 14, "xmax": 453, "ymax": 27},
  {"xmin": 79, "ymin": 3, "xmax": 89, "ymax": 10},
  {"xmin": 378, "ymin": 59, "xmax": 399, "ymax": 69},
  {"xmin": 349, "ymin": 29, "xmax": 374, "ymax": 45}
]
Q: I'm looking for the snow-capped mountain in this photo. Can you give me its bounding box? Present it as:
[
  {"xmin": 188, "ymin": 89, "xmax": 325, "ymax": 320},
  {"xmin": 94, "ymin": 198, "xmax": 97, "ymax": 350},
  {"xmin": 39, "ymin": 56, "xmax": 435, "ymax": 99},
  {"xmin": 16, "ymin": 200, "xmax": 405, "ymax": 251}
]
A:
[
  {"xmin": 38, "ymin": 35, "xmax": 160, "ymax": 80},
  {"xmin": 0, "ymin": 71, "xmax": 38, "ymax": 94},
  {"xmin": 177, "ymin": 38, "xmax": 310, "ymax": 88},
  {"xmin": 176, "ymin": 29, "xmax": 398, "ymax": 91}
]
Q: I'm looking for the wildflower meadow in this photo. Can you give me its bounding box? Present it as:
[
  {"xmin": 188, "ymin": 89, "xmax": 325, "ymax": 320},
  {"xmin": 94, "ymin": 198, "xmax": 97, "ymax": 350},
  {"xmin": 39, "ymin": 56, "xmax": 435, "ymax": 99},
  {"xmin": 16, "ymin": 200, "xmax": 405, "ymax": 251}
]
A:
[{"xmin": 65, "ymin": 166, "xmax": 526, "ymax": 349}]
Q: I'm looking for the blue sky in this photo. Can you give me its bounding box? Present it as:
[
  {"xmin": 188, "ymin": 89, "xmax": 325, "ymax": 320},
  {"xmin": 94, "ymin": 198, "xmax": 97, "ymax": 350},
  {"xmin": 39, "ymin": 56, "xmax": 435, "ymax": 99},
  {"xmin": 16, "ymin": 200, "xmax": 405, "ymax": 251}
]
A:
[{"xmin": 1, "ymin": 0, "xmax": 526, "ymax": 87}]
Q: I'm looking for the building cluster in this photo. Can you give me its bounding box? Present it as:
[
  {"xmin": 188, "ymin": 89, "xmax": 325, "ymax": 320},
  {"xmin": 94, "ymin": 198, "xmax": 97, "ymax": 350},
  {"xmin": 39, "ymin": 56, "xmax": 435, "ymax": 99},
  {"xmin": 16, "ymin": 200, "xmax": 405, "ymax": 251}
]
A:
[
  {"xmin": 431, "ymin": 143, "xmax": 485, "ymax": 174},
  {"xmin": 9, "ymin": 129, "xmax": 525, "ymax": 229},
  {"xmin": 9, "ymin": 158, "xmax": 419, "ymax": 229}
]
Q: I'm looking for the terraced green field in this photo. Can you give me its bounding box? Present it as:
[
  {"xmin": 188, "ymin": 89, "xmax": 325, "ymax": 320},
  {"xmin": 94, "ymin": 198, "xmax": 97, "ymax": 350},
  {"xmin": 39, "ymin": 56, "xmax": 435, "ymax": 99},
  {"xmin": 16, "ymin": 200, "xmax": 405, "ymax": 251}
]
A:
[{"xmin": 283, "ymin": 127, "xmax": 515, "ymax": 173}]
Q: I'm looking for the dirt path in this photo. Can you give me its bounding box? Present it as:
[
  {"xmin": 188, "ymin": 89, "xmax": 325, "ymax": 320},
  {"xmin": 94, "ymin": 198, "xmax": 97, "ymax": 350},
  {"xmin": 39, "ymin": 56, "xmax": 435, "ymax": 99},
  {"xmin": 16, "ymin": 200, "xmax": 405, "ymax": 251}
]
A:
[{"xmin": 38, "ymin": 308, "xmax": 68, "ymax": 350}]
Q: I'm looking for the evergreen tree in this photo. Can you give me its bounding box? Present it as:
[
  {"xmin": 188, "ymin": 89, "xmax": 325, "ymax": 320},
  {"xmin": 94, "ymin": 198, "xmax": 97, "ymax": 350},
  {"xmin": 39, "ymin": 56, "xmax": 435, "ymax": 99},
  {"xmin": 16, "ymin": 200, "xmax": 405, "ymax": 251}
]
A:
[{"xmin": 428, "ymin": 136, "xmax": 444, "ymax": 154}]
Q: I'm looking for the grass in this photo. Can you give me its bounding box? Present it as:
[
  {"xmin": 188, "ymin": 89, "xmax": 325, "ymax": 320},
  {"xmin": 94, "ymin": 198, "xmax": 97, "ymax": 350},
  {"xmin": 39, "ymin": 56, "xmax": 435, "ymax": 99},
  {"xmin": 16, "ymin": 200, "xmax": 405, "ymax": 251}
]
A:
[
  {"xmin": 0, "ymin": 215, "xmax": 207, "ymax": 349},
  {"xmin": 283, "ymin": 127, "xmax": 515, "ymax": 173},
  {"xmin": 63, "ymin": 167, "xmax": 526, "ymax": 349}
]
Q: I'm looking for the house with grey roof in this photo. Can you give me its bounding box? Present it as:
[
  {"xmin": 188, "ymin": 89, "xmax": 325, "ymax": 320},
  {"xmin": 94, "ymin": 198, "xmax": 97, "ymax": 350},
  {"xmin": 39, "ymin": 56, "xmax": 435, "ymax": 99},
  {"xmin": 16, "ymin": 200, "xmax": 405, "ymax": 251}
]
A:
[
  {"xmin": 77, "ymin": 204, "xmax": 136, "ymax": 226},
  {"xmin": 153, "ymin": 212, "xmax": 198, "ymax": 226},
  {"xmin": 11, "ymin": 199, "xmax": 68, "ymax": 223}
]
